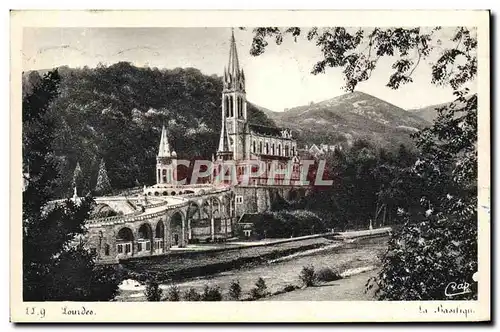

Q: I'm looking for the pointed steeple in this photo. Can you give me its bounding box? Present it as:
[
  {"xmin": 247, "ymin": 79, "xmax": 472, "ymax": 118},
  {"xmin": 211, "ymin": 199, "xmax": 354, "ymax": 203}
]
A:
[
  {"xmin": 157, "ymin": 125, "xmax": 171, "ymax": 157},
  {"xmin": 228, "ymin": 28, "xmax": 240, "ymax": 79},
  {"xmin": 218, "ymin": 119, "xmax": 230, "ymax": 153}
]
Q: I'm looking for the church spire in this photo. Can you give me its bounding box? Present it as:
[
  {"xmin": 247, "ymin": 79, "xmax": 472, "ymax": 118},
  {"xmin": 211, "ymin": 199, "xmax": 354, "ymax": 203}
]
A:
[
  {"xmin": 157, "ymin": 125, "xmax": 171, "ymax": 157},
  {"xmin": 224, "ymin": 28, "xmax": 244, "ymax": 92}
]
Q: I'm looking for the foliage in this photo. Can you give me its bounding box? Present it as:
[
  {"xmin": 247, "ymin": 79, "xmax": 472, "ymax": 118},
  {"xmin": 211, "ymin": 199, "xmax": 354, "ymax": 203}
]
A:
[
  {"xmin": 165, "ymin": 284, "xmax": 180, "ymax": 301},
  {"xmin": 144, "ymin": 278, "xmax": 163, "ymax": 302},
  {"xmin": 95, "ymin": 159, "xmax": 112, "ymax": 195},
  {"xmin": 299, "ymin": 265, "xmax": 316, "ymax": 287},
  {"xmin": 228, "ymin": 280, "xmax": 242, "ymax": 301},
  {"xmin": 252, "ymin": 209, "xmax": 326, "ymax": 238},
  {"xmin": 314, "ymin": 267, "xmax": 342, "ymax": 282},
  {"xmin": 368, "ymin": 91, "xmax": 478, "ymax": 300},
  {"xmin": 71, "ymin": 162, "xmax": 85, "ymax": 194},
  {"xmin": 249, "ymin": 27, "xmax": 476, "ymax": 93},
  {"xmin": 183, "ymin": 287, "xmax": 201, "ymax": 301},
  {"xmin": 23, "ymin": 69, "xmax": 120, "ymax": 301},
  {"xmin": 282, "ymin": 284, "xmax": 299, "ymax": 292},
  {"xmin": 201, "ymin": 285, "xmax": 223, "ymax": 301},
  {"xmin": 286, "ymin": 141, "xmax": 420, "ymax": 231},
  {"xmin": 250, "ymin": 277, "xmax": 268, "ymax": 300},
  {"xmin": 22, "ymin": 63, "xmax": 276, "ymax": 196}
]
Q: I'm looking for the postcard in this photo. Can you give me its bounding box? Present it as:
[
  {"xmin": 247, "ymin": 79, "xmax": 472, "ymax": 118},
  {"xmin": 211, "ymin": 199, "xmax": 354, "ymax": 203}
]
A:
[{"xmin": 11, "ymin": 9, "xmax": 490, "ymax": 322}]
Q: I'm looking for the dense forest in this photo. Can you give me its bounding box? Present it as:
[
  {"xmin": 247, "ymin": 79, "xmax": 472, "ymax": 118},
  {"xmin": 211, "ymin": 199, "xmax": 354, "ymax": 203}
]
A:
[
  {"xmin": 22, "ymin": 62, "xmax": 276, "ymax": 197},
  {"xmin": 268, "ymin": 140, "xmax": 422, "ymax": 231}
]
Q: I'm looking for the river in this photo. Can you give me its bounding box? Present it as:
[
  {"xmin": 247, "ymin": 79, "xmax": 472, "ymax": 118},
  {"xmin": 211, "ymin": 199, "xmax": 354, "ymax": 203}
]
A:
[{"xmin": 116, "ymin": 236, "xmax": 388, "ymax": 301}]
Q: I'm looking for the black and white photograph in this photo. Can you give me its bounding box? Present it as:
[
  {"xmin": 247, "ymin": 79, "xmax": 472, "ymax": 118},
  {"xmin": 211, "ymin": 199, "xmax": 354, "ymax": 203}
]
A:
[{"xmin": 11, "ymin": 10, "xmax": 490, "ymax": 322}]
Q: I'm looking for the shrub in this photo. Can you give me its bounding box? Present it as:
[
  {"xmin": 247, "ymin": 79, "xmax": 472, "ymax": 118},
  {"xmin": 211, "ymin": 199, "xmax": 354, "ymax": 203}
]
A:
[
  {"xmin": 283, "ymin": 284, "xmax": 299, "ymax": 292},
  {"xmin": 183, "ymin": 287, "xmax": 201, "ymax": 301},
  {"xmin": 250, "ymin": 277, "xmax": 268, "ymax": 300},
  {"xmin": 165, "ymin": 284, "xmax": 180, "ymax": 301},
  {"xmin": 144, "ymin": 278, "xmax": 163, "ymax": 302},
  {"xmin": 315, "ymin": 267, "xmax": 341, "ymax": 282},
  {"xmin": 299, "ymin": 265, "xmax": 316, "ymax": 287},
  {"xmin": 201, "ymin": 285, "xmax": 222, "ymax": 301},
  {"xmin": 228, "ymin": 280, "xmax": 242, "ymax": 301}
]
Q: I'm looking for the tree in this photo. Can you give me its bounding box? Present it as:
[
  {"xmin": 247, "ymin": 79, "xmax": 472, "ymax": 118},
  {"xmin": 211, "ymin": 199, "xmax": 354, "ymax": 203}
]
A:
[
  {"xmin": 183, "ymin": 287, "xmax": 201, "ymax": 301},
  {"xmin": 33, "ymin": 62, "xmax": 277, "ymax": 193},
  {"xmin": 95, "ymin": 158, "xmax": 112, "ymax": 195},
  {"xmin": 249, "ymin": 26, "xmax": 479, "ymax": 299},
  {"xmin": 299, "ymin": 265, "xmax": 316, "ymax": 287},
  {"xmin": 144, "ymin": 278, "xmax": 163, "ymax": 301},
  {"xmin": 165, "ymin": 284, "xmax": 180, "ymax": 301},
  {"xmin": 228, "ymin": 280, "xmax": 242, "ymax": 301},
  {"xmin": 72, "ymin": 161, "xmax": 84, "ymax": 194},
  {"xmin": 249, "ymin": 27, "xmax": 476, "ymax": 93},
  {"xmin": 23, "ymin": 69, "xmax": 120, "ymax": 301},
  {"xmin": 250, "ymin": 277, "xmax": 268, "ymax": 300},
  {"xmin": 201, "ymin": 285, "xmax": 222, "ymax": 301}
]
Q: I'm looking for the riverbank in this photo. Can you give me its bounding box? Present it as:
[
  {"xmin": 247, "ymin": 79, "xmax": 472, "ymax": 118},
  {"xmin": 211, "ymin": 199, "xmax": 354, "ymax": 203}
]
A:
[
  {"xmin": 116, "ymin": 236, "xmax": 388, "ymax": 301},
  {"xmin": 119, "ymin": 227, "xmax": 391, "ymax": 284}
]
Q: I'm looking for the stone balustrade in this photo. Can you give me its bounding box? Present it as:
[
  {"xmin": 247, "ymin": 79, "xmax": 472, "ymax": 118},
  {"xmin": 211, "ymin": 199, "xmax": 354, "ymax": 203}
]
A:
[{"xmin": 86, "ymin": 200, "xmax": 189, "ymax": 227}]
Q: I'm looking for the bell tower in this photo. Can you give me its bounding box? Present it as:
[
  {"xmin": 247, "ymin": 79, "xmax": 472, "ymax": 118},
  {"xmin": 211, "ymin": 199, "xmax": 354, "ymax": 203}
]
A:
[{"xmin": 220, "ymin": 28, "xmax": 247, "ymax": 161}]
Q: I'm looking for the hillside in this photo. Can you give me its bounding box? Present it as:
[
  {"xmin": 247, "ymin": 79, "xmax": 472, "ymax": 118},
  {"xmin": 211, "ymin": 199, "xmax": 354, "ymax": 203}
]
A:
[
  {"xmin": 407, "ymin": 102, "xmax": 453, "ymax": 123},
  {"xmin": 22, "ymin": 63, "xmax": 275, "ymax": 194},
  {"xmin": 265, "ymin": 91, "xmax": 431, "ymax": 149}
]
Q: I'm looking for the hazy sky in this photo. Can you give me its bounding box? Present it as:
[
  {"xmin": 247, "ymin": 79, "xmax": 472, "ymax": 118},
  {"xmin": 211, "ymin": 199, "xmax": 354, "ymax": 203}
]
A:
[{"xmin": 22, "ymin": 27, "xmax": 473, "ymax": 112}]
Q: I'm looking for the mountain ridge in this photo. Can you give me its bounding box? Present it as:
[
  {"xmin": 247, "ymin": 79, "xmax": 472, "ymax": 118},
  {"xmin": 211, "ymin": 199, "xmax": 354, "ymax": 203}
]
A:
[{"xmin": 263, "ymin": 90, "xmax": 432, "ymax": 149}]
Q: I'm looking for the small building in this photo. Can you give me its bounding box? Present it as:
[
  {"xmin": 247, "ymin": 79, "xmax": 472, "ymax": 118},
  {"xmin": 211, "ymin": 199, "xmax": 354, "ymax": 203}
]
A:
[{"xmin": 236, "ymin": 213, "xmax": 263, "ymax": 239}]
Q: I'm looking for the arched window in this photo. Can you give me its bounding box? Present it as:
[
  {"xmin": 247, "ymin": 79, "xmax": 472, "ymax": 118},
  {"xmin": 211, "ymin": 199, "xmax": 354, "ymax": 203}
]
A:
[
  {"xmin": 225, "ymin": 96, "xmax": 230, "ymax": 117},
  {"xmin": 259, "ymin": 141, "xmax": 263, "ymax": 153},
  {"xmin": 238, "ymin": 97, "xmax": 243, "ymax": 118},
  {"xmin": 231, "ymin": 95, "xmax": 235, "ymax": 117},
  {"xmin": 162, "ymin": 169, "xmax": 167, "ymax": 183},
  {"xmin": 285, "ymin": 145, "xmax": 289, "ymax": 156},
  {"xmin": 278, "ymin": 144, "xmax": 282, "ymax": 156},
  {"xmin": 253, "ymin": 140, "xmax": 256, "ymax": 153},
  {"xmin": 292, "ymin": 146, "xmax": 296, "ymax": 156},
  {"xmin": 104, "ymin": 244, "xmax": 110, "ymax": 256},
  {"xmin": 236, "ymin": 97, "xmax": 239, "ymax": 117},
  {"xmin": 265, "ymin": 142, "xmax": 269, "ymax": 155},
  {"xmin": 272, "ymin": 144, "xmax": 275, "ymax": 155}
]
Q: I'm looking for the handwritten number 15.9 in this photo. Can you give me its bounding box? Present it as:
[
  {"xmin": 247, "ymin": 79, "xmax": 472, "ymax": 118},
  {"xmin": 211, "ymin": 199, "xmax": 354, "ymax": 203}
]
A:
[{"xmin": 26, "ymin": 307, "xmax": 46, "ymax": 318}]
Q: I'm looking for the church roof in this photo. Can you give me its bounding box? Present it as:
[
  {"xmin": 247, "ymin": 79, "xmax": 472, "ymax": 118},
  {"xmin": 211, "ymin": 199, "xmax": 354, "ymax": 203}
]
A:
[
  {"xmin": 158, "ymin": 125, "xmax": 171, "ymax": 157},
  {"xmin": 249, "ymin": 123, "xmax": 291, "ymax": 138}
]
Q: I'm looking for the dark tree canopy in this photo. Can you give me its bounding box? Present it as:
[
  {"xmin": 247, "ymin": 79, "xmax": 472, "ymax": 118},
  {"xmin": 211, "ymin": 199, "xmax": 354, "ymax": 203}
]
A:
[
  {"xmin": 23, "ymin": 69, "xmax": 120, "ymax": 301},
  {"xmin": 22, "ymin": 63, "xmax": 277, "ymax": 196}
]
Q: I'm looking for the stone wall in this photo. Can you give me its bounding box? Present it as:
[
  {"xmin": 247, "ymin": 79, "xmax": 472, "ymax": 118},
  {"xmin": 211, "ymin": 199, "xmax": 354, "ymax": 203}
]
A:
[{"xmin": 233, "ymin": 186, "xmax": 309, "ymax": 218}]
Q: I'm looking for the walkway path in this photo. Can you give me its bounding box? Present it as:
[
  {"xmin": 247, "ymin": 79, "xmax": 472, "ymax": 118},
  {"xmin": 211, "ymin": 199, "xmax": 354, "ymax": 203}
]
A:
[{"xmin": 266, "ymin": 269, "xmax": 380, "ymax": 301}]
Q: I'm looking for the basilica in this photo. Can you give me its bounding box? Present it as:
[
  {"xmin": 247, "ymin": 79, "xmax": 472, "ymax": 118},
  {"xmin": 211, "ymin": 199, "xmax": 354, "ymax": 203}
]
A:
[
  {"xmin": 82, "ymin": 30, "xmax": 309, "ymax": 262},
  {"xmin": 149, "ymin": 30, "xmax": 304, "ymax": 198}
]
